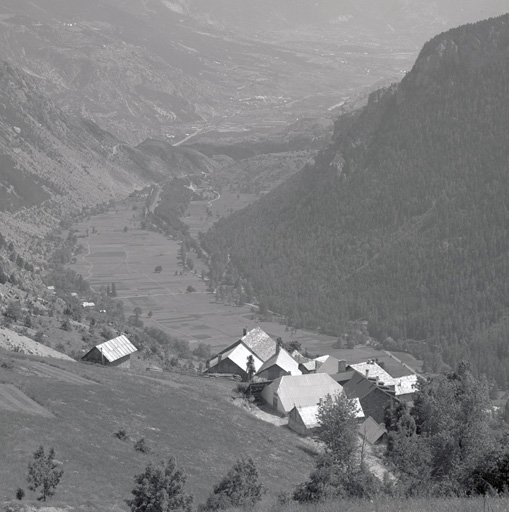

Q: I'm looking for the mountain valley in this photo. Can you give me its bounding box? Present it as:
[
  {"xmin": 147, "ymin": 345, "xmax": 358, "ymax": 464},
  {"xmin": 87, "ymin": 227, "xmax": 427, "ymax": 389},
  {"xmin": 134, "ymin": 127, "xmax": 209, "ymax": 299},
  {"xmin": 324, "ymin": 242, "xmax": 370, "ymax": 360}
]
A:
[{"xmin": 2, "ymin": 3, "xmax": 509, "ymax": 510}]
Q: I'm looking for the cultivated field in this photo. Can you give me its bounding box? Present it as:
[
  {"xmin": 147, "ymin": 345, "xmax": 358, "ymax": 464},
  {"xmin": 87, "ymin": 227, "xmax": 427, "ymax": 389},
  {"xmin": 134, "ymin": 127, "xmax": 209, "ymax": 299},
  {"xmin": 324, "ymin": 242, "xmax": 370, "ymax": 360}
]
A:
[{"xmin": 69, "ymin": 194, "xmax": 421, "ymax": 376}]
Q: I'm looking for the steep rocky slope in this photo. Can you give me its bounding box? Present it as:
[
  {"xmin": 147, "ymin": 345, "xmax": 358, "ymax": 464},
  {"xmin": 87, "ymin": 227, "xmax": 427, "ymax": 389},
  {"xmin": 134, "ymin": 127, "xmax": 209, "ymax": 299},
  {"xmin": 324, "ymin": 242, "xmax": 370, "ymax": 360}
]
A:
[{"xmin": 0, "ymin": 60, "xmax": 219, "ymax": 240}]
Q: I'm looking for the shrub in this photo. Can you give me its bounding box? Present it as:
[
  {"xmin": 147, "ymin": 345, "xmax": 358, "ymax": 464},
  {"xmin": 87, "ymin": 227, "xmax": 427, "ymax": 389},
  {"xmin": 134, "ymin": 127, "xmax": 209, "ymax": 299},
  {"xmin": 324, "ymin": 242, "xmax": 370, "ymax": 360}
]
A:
[
  {"xmin": 134, "ymin": 438, "xmax": 151, "ymax": 454},
  {"xmin": 199, "ymin": 457, "xmax": 264, "ymax": 511},
  {"xmin": 114, "ymin": 428, "xmax": 128, "ymax": 441},
  {"xmin": 127, "ymin": 457, "xmax": 193, "ymax": 512}
]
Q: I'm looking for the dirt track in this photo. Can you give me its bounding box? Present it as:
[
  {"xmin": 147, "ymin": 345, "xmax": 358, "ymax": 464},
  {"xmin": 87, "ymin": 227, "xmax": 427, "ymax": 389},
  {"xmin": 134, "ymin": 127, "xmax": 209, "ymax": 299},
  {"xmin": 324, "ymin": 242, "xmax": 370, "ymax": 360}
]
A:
[{"xmin": 20, "ymin": 361, "xmax": 96, "ymax": 386}]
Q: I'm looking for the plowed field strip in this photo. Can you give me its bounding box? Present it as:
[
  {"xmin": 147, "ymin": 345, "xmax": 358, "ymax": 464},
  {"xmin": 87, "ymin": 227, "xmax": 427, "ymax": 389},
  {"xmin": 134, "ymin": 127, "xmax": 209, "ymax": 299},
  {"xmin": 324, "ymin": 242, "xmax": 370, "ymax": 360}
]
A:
[
  {"xmin": 29, "ymin": 361, "xmax": 95, "ymax": 385},
  {"xmin": 0, "ymin": 384, "xmax": 54, "ymax": 417}
]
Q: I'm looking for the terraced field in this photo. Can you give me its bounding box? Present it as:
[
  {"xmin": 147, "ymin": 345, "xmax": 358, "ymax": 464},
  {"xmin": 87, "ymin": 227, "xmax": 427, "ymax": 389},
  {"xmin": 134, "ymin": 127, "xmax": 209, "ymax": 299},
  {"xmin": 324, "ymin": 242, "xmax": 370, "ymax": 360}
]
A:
[{"xmin": 0, "ymin": 384, "xmax": 54, "ymax": 418}]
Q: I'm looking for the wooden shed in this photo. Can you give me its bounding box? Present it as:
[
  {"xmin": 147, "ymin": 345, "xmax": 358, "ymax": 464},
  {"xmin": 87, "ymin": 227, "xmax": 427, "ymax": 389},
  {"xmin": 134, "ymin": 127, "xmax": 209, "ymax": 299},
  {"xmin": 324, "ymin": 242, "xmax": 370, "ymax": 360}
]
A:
[
  {"xmin": 288, "ymin": 405, "xmax": 320, "ymax": 436},
  {"xmin": 82, "ymin": 335, "xmax": 137, "ymax": 368}
]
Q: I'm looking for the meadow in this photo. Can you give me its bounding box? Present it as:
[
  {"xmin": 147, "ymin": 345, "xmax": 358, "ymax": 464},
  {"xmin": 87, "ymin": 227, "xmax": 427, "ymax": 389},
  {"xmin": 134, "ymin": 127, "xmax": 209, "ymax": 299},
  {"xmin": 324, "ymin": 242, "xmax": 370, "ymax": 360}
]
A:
[{"xmin": 0, "ymin": 351, "xmax": 316, "ymax": 510}]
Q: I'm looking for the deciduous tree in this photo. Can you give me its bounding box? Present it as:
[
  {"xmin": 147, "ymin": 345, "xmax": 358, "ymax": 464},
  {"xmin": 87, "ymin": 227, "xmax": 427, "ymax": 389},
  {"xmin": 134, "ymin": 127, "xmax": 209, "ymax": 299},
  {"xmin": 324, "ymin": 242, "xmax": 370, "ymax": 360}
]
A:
[
  {"xmin": 27, "ymin": 446, "xmax": 63, "ymax": 501},
  {"xmin": 199, "ymin": 457, "xmax": 263, "ymax": 511}
]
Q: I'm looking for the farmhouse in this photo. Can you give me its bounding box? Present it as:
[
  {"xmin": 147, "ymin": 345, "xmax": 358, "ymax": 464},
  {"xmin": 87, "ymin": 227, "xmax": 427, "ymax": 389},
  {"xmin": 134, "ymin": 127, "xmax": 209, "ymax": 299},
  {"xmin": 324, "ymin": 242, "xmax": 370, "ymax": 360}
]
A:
[
  {"xmin": 206, "ymin": 327, "xmax": 277, "ymax": 380},
  {"xmin": 343, "ymin": 371, "xmax": 399, "ymax": 424},
  {"xmin": 81, "ymin": 335, "xmax": 137, "ymax": 368},
  {"xmin": 256, "ymin": 346, "xmax": 301, "ymax": 380},
  {"xmin": 261, "ymin": 373, "xmax": 343, "ymax": 416},
  {"xmin": 348, "ymin": 360, "xmax": 418, "ymax": 401}
]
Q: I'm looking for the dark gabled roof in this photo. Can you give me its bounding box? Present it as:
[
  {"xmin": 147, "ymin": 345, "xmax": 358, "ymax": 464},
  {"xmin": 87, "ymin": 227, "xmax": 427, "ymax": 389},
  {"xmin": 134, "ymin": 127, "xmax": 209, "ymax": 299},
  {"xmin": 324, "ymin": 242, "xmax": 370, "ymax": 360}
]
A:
[
  {"xmin": 331, "ymin": 371, "xmax": 355, "ymax": 384},
  {"xmin": 240, "ymin": 327, "xmax": 277, "ymax": 362},
  {"xmin": 343, "ymin": 372, "xmax": 399, "ymax": 402},
  {"xmin": 343, "ymin": 371, "xmax": 377, "ymax": 399},
  {"xmin": 359, "ymin": 416, "xmax": 387, "ymax": 444}
]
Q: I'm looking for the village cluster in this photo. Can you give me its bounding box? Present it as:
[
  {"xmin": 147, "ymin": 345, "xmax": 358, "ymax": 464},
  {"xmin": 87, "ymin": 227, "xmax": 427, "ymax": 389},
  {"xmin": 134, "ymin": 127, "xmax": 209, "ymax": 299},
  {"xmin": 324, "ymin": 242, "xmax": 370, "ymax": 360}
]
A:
[
  {"xmin": 202, "ymin": 327, "xmax": 418, "ymax": 443},
  {"xmin": 81, "ymin": 327, "xmax": 419, "ymax": 444}
]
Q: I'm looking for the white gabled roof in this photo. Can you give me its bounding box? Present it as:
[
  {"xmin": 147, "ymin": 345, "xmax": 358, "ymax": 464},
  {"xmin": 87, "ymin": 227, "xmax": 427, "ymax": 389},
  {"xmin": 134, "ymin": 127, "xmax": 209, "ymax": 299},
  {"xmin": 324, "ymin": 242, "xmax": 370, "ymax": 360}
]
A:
[
  {"xmin": 292, "ymin": 396, "xmax": 363, "ymax": 429},
  {"xmin": 226, "ymin": 343, "xmax": 264, "ymax": 372},
  {"xmin": 94, "ymin": 335, "xmax": 137, "ymax": 362},
  {"xmin": 271, "ymin": 373, "xmax": 343, "ymax": 413},
  {"xmin": 349, "ymin": 361, "xmax": 394, "ymax": 382},
  {"xmin": 257, "ymin": 347, "xmax": 301, "ymax": 376},
  {"xmin": 394, "ymin": 374, "xmax": 418, "ymax": 395},
  {"xmin": 350, "ymin": 362, "xmax": 418, "ymax": 396},
  {"xmin": 208, "ymin": 343, "xmax": 264, "ymax": 373},
  {"xmin": 294, "ymin": 405, "xmax": 320, "ymax": 429}
]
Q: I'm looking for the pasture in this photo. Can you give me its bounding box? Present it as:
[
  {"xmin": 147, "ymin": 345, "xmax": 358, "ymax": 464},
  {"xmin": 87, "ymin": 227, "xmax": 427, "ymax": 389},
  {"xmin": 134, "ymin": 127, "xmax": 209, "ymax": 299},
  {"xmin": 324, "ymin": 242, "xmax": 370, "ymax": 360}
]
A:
[
  {"xmin": 0, "ymin": 352, "xmax": 316, "ymax": 510},
  {"xmin": 69, "ymin": 195, "xmax": 421, "ymax": 377}
]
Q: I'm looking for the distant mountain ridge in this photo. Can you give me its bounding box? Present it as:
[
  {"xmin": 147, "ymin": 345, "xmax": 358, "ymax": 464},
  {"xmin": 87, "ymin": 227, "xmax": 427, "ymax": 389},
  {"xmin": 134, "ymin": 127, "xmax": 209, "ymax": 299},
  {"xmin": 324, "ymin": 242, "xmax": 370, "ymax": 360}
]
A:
[
  {"xmin": 0, "ymin": 0, "xmax": 506, "ymax": 145},
  {"xmin": 202, "ymin": 14, "xmax": 509, "ymax": 385},
  {"xmin": 0, "ymin": 59, "xmax": 219, "ymax": 239}
]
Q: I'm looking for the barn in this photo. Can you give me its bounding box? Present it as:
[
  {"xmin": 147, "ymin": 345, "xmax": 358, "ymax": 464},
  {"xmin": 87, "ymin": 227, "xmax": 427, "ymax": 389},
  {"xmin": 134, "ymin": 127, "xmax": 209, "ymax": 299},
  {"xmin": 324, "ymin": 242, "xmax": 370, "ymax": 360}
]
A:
[
  {"xmin": 81, "ymin": 335, "xmax": 137, "ymax": 368},
  {"xmin": 261, "ymin": 373, "xmax": 344, "ymax": 416}
]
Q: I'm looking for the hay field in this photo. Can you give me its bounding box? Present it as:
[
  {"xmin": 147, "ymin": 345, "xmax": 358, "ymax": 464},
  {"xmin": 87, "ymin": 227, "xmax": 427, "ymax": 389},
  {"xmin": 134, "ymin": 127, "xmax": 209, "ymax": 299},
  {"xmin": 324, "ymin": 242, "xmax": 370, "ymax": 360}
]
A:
[
  {"xmin": 69, "ymin": 197, "xmax": 421, "ymax": 376},
  {"xmin": 69, "ymin": 198, "xmax": 342, "ymax": 354}
]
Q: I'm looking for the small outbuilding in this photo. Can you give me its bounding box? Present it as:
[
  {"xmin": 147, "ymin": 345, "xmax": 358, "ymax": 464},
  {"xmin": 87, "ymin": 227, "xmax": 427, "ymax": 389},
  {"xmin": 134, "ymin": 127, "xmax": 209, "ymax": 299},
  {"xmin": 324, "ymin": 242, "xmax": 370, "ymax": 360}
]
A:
[
  {"xmin": 288, "ymin": 396, "xmax": 364, "ymax": 437},
  {"xmin": 81, "ymin": 335, "xmax": 137, "ymax": 368},
  {"xmin": 288, "ymin": 405, "xmax": 320, "ymax": 436}
]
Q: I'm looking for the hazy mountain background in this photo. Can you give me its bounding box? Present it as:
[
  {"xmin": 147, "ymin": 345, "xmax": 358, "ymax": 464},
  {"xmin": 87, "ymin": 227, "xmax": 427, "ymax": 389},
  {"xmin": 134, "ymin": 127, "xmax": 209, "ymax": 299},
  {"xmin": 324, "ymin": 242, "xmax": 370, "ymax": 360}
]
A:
[
  {"xmin": 0, "ymin": 0, "xmax": 507, "ymax": 146},
  {"xmin": 202, "ymin": 14, "xmax": 509, "ymax": 386}
]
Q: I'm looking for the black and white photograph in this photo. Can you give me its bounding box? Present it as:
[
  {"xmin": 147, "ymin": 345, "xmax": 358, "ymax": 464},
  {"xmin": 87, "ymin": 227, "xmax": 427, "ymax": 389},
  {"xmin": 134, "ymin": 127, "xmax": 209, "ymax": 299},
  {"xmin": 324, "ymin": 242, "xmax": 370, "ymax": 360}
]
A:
[{"xmin": 1, "ymin": 1, "xmax": 509, "ymax": 511}]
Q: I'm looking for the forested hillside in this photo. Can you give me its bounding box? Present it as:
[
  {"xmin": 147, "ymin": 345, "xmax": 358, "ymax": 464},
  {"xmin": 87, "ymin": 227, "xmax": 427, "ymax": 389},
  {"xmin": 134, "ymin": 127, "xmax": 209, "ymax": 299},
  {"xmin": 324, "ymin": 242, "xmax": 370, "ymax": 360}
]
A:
[{"xmin": 202, "ymin": 14, "xmax": 509, "ymax": 386}]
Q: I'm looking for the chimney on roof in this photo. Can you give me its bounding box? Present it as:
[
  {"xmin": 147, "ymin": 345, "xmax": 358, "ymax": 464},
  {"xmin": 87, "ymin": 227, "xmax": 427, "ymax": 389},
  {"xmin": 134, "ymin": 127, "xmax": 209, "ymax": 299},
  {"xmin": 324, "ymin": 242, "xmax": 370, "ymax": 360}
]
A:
[
  {"xmin": 217, "ymin": 354, "xmax": 222, "ymax": 363},
  {"xmin": 243, "ymin": 327, "xmax": 247, "ymax": 336},
  {"xmin": 376, "ymin": 376, "xmax": 380, "ymax": 385},
  {"xmin": 338, "ymin": 360, "xmax": 346, "ymax": 373},
  {"xmin": 365, "ymin": 369, "xmax": 369, "ymax": 378}
]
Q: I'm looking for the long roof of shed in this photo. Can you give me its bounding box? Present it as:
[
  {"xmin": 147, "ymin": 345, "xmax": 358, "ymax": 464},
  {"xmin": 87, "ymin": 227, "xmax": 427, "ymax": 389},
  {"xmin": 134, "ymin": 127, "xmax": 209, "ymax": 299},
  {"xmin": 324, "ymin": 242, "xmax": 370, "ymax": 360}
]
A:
[{"xmin": 93, "ymin": 335, "xmax": 137, "ymax": 362}]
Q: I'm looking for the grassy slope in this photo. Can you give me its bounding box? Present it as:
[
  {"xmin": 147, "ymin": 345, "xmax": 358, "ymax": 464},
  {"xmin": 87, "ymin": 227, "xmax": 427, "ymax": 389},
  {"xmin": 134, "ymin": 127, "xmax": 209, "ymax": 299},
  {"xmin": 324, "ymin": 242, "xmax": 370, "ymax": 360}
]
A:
[{"xmin": 0, "ymin": 352, "xmax": 315, "ymax": 511}]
